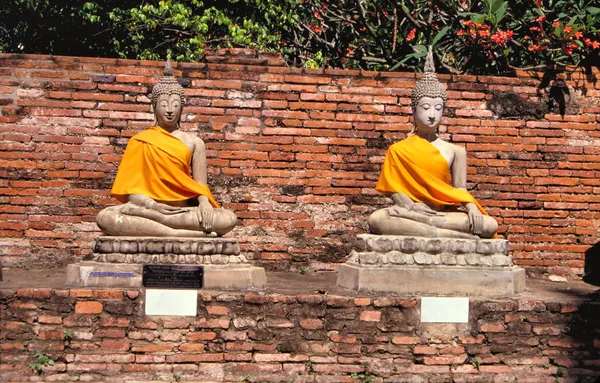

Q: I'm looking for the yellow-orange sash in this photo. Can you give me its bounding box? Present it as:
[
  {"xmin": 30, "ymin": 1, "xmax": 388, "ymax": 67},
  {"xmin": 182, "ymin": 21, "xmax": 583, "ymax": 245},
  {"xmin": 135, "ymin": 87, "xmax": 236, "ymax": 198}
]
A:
[
  {"xmin": 111, "ymin": 126, "xmax": 219, "ymax": 208},
  {"xmin": 376, "ymin": 135, "xmax": 488, "ymax": 216}
]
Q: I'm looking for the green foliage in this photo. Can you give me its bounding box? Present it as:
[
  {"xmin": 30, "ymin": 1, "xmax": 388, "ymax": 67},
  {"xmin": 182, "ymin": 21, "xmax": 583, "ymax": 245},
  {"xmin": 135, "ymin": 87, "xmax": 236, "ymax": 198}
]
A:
[
  {"xmin": 63, "ymin": 331, "xmax": 73, "ymax": 344},
  {"xmin": 298, "ymin": 266, "xmax": 310, "ymax": 275},
  {"xmin": 471, "ymin": 357, "xmax": 481, "ymax": 370},
  {"xmin": 2, "ymin": 0, "xmax": 599, "ymax": 74},
  {"xmin": 29, "ymin": 350, "xmax": 54, "ymax": 374}
]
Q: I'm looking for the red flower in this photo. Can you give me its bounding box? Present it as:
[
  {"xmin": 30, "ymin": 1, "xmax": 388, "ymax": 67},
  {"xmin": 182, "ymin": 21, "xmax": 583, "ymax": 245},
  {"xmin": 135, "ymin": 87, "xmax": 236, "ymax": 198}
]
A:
[
  {"xmin": 553, "ymin": 21, "xmax": 560, "ymax": 28},
  {"xmin": 536, "ymin": 15, "xmax": 546, "ymax": 23},
  {"xmin": 592, "ymin": 40, "xmax": 600, "ymax": 49},
  {"xmin": 573, "ymin": 31, "xmax": 583, "ymax": 39},
  {"xmin": 564, "ymin": 26, "xmax": 573, "ymax": 33},
  {"xmin": 407, "ymin": 29, "xmax": 416, "ymax": 41}
]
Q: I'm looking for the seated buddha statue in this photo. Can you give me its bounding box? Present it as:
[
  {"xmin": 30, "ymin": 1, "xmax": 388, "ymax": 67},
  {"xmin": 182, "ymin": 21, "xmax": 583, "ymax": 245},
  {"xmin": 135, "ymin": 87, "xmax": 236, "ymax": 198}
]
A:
[
  {"xmin": 368, "ymin": 47, "xmax": 498, "ymax": 239},
  {"xmin": 96, "ymin": 59, "xmax": 237, "ymax": 237}
]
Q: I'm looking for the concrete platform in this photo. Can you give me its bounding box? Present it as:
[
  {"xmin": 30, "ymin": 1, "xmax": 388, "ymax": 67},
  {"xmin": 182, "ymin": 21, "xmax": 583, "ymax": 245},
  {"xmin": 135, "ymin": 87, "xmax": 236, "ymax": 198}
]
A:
[
  {"xmin": 337, "ymin": 263, "xmax": 526, "ymax": 297},
  {"xmin": 66, "ymin": 261, "xmax": 267, "ymax": 290}
]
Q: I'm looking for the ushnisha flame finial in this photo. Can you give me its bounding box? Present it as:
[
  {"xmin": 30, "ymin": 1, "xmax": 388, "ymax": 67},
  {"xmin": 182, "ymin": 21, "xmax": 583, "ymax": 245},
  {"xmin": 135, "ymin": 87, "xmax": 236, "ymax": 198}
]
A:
[
  {"xmin": 151, "ymin": 57, "xmax": 185, "ymax": 105},
  {"xmin": 410, "ymin": 46, "xmax": 447, "ymax": 110}
]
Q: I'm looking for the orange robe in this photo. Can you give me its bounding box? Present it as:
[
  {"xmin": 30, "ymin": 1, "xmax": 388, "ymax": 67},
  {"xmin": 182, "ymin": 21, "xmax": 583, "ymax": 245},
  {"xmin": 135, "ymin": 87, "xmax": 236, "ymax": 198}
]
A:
[
  {"xmin": 376, "ymin": 135, "xmax": 489, "ymax": 216},
  {"xmin": 111, "ymin": 126, "xmax": 219, "ymax": 208}
]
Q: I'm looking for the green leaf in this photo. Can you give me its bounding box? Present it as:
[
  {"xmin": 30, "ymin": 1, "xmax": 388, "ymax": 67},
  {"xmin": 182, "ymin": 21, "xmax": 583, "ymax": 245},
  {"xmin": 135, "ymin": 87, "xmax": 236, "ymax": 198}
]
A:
[
  {"xmin": 495, "ymin": 2, "xmax": 508, "ymax": 24},
  {"xmin": 431, "ymin": 26, "xmax": 449, "ymax": 47},
  {"xmin": 587, "ymin": 6, "xmax": 600, "ymax": 15}
]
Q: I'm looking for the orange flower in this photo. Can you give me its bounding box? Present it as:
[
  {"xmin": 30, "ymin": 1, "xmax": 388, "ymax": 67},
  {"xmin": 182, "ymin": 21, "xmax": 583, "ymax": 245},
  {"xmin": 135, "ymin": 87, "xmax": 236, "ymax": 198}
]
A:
[
  {"xmin": 553, "ymin": 21, "xmax": 560, "ymax": 28},
  {"xmin": 407, "ymin": 29, "xmax": 416, "ymax": 41},
  {"xmin": 573, "ymin": 31, "xmax": 583, "ymax": 39},
  {"xmin": 564, "ymin": 26, "xmax": 573, "ymax": 33},
  {"xmin": 592, "ymin": 40, "xmax": 600, "ymax": 49},
  {"xmin": 528, "ymin": 44, "xmax": 539, "ymax": 51}
]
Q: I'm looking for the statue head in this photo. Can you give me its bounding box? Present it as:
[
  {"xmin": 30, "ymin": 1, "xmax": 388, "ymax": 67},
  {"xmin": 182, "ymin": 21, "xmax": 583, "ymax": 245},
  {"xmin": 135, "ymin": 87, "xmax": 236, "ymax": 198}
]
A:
[
  {"xmin": 411, "ymin": 46, "xmax": 447, "ymax": 132},
  {"xmin": 151, "ymin": 58, "xmax": 185, "ymax": 131}
]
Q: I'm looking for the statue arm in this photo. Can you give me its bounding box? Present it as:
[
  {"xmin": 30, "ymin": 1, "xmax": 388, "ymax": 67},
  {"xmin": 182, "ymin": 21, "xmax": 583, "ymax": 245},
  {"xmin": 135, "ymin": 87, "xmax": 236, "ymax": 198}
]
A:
[
  {"xmin": 128, "ymin": 193, "xmax": 158, "ymax": 209},
  {"xmin": 451, "ymin": 145, "xmax": 483, "ymax": 234},
  {"xmin": 190, "ymin": 137, "xmax": 214, "ymax": 212},
  {"xmin": 391, "ymin": 193, "xmax": 414, "ymax": 209},
  {"xmin": 191, "ymin": 137, "xmax": 208, "ymax": 185}
]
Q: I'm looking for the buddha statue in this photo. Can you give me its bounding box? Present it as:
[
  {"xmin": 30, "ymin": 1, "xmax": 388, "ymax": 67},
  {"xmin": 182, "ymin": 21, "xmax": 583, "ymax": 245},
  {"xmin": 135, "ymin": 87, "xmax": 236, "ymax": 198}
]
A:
[
  {"xmin": 368, "ymin": 47, "xmax": 498, "ymax": 239},
  {"xmin": 96, "ymin": 59, "xmax": 237, "ymax": 237}
]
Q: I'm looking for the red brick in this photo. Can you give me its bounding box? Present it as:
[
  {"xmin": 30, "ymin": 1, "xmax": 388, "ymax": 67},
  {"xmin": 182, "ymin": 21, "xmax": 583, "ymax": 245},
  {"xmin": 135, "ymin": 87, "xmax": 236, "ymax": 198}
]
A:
[
  {"xmin": 359, "ymin": 310, "xmax": 382, "ymax": 322},
  {"xmin": 178, "ymin": 343, "xmax": 205, "ymax": 352},
  {"xmin": 392, "ymin": 336, "xmax": 419, "ymax": 345},
  {"xmin": 92, "ymin": 290, "xmax": 123, "ymax": 299},
  {"xmin": 100, "ymin": 339, "xmax": 130, "ymax": 351},
  {"xmin": 299, "ymin": 318, "xmax": 324, "ymax": 330},
  {"xmin": 38, "ymin": 329, "xmax": 64, "ymax": 340},
  {"xmin": 16, "ymin": 288, "xmax": 52, "ymax": 299},
  {"xmin": 95, "ymin": 329, "xmax": 126, "ymax": 338},
  {"xmin": 75, "ymin": 301, "xmax": 103, "ymax": 314},
  {"xmin": 479, "ymin": 323, "xmax": 505, "ymax": 333},
  {"xmin": 131, "ymin": 344, "xmax": 174, "ymax": 352},
  {"xmin": 206, "ymin": 305, "xmax": 230, "ymax": 315},
  {"xmin": 423, "ymin": 355, "xmax": 467, "ymax": 365},
  {"xmin": 99, "ymin": 317, "xmax": 130, "ymax": 327},
  {"xmin": 414, "ymin": 346, "xmax": 437, "ymax": 355},
  {"xmin": 38, "ymin": 315, "xmax": 62, "ymax": 324},
  {"xmin": 163, "ymin": 318, "xmax": 190, "ymax": 329},
  {"xmin": 186, "ymin": 331, "xmax": 217, "ymax": 341}
]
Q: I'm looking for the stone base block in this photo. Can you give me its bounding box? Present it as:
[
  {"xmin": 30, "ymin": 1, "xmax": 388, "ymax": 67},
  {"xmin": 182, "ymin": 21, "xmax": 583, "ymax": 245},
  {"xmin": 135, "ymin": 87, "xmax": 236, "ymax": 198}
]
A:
[
  {"xmin": 66, "ymin": 261, "xmax": 267, "ymax": 290},
  {"xmin": 337, "ymin": 263, "xmax": 526, "ymax": 297}
]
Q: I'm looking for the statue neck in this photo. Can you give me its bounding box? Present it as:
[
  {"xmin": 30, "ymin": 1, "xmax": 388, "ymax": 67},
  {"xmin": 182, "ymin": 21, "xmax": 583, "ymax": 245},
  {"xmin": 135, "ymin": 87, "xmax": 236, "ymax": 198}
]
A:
[{"xmin": 414, "ymin": 128, "xmax": 438, "ymax": 142}]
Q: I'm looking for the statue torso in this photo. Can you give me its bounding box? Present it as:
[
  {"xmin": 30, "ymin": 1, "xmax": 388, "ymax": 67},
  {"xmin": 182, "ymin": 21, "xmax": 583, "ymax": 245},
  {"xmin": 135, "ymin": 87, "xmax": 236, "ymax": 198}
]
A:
[
  {"xmin": 171, "ymin": 130, "xmax": 197, "ymax": 162},
  {"xmin": 430, "ymin": 138, "xmax": 455, "ymax": 169}
]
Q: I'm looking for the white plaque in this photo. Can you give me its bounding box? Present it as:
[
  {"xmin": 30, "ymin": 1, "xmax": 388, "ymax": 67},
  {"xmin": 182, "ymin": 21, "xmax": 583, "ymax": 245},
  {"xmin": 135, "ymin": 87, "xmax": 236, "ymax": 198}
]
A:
[
  {"xmin": 420, "ymin": 297, "xmax": 469, "ymax": 323},
  {"xmin": 145, "ymin": 289, "xmax": 197, "ymax": 316}
]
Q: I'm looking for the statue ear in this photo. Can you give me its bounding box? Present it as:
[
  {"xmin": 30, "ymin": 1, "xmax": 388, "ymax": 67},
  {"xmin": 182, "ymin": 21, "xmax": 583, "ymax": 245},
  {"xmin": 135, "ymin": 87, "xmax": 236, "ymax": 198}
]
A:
[{"xmin": 150, "ymin": 103, "xmax": 158, "ymax": 127}]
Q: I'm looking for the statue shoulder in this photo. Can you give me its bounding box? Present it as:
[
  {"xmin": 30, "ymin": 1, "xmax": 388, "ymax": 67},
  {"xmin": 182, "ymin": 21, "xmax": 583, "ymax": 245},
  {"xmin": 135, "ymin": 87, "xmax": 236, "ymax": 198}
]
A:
[
  {"xmin": 448, "ymin": 141, "xmax": 467, "ymax": 158},
  {"xmin": 172, "ymin": 131, "xmax": 205, "ymax": 153},
  {"xmin": 435, "ymin": 139, "xmax": 465, "ymax": 155}
]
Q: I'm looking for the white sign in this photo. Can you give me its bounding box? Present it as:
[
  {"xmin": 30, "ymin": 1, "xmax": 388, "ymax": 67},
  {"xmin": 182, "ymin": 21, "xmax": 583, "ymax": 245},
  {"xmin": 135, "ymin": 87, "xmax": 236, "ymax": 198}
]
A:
[
  {"xmin": 145, "ymin": 289, "xmax": 198, "ymax": 316},
  {"xmin": 421, "ymin": 297, "xmax": 469, "ymax": 323}
]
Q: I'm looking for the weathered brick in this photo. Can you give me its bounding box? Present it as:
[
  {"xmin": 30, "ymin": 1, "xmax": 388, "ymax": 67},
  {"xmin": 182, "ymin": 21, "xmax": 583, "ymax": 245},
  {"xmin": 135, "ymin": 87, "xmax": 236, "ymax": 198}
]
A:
[
  {"xmin": 75, "ymin": 301, "xmax": 103, "ymax": 314},
  {"xmin": 299, "ymin": 318, "xmax": 324, "ymax": 330},
  {"xmin": 359, "ymin": 310, "xmax": 381, "ymax": 322},
  {"xmin": 100, "ymin": 339, "xmax": 130, "ymax": 351}
]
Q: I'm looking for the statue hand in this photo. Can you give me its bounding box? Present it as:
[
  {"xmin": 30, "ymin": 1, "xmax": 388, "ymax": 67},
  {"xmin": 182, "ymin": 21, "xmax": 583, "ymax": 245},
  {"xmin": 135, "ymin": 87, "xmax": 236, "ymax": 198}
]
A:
[
  {"xmin": 410, "ymin": 203, "xmax": 440, "ymax": 216},
  {"xmin": 200, "ymin": 210, "xmax": 214, "ymax": 232},
  {"xmin": 156, "ymin": 204, "xmax": 186, "ymax": 215},
  {"xmin": 468, "ymin": 208, "xmax": 484, "ymax": 235}
]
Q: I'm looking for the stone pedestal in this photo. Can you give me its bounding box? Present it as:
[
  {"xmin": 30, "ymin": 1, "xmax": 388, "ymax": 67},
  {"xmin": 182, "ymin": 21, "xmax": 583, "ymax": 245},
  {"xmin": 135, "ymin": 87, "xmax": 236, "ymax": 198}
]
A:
[
  {"xmin": 336, "ymin": 234, "xmax": 525, "ymax": 297},
  {"xmin": 66, "ymin": 237, "xmax": 266, "ymax": 290}
]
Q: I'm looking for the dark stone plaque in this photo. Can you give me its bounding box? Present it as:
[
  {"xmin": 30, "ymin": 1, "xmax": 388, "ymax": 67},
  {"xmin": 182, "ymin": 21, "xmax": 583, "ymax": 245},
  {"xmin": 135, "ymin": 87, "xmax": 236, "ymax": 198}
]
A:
[{"xmin": 143, "ymin": 264, "xmax": 203, "ymax": 288}]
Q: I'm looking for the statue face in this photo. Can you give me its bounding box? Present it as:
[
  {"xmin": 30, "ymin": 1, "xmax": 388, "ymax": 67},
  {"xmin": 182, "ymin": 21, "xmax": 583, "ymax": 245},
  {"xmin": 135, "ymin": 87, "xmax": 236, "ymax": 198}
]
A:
[
  {"xmin": 413, "ymin": 96, "xmax": 444, "ymax": 132},
  {"xmin": 155, "ymin": 93, "xmax": 183, "ymax": 130}
]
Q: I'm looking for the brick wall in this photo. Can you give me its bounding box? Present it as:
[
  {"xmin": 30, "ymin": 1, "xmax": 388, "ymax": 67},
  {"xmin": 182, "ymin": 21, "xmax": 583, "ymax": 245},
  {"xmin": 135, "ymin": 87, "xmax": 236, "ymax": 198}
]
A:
[
  {"xmin": 1, "ymin": 287, "xmax": 599, "ymax": 382},
  {"xmin": 0, "ymin": 50, "xmax": 599, "ymax": 275}
]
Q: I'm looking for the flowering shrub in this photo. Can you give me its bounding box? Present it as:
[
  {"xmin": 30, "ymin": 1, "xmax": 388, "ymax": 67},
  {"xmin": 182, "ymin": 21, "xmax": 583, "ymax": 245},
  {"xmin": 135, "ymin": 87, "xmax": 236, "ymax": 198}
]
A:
[{"xmin": 2, "ymin": 0, "xmax": 599, "ymax": 75}]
